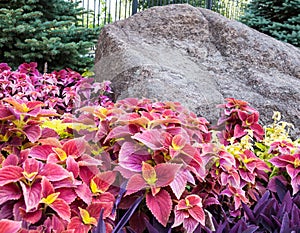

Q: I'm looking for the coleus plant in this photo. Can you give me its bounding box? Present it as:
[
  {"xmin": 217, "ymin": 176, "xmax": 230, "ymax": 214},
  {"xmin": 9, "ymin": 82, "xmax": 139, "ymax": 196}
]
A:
[
  {"xmin": 73, "ymin": 97, "xmax": 275, "ymax": 232},
  {"xmin": 0, "ymin": 62, "xmax": 299, "ymax": 233},
  {"xmin": 0, "ymin": 62, "xmax": 112, "ymax": 114}
]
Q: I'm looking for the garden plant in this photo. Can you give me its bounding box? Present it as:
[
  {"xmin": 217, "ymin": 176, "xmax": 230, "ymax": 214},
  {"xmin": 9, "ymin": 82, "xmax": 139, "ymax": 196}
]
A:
[{"xmin": 0, "ymin": 63, "xmax": 299, "ymax": 233}]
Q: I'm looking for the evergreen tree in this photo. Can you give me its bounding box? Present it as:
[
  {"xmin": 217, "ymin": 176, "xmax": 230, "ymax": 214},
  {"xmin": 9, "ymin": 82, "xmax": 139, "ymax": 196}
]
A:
[
  {"xmin": 240, "ymin": 0, "xmax": 300, "ymax": 47},
  {"xmin": 0, "ymin": 0, "xmax": 100, "ymax": 72}
]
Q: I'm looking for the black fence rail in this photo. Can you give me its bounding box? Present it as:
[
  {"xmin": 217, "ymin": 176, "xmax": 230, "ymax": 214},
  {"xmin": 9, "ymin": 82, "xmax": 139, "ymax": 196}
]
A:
[{"xmin": 72, "ymin": 0, "xmax": 249, "ymax": 28}]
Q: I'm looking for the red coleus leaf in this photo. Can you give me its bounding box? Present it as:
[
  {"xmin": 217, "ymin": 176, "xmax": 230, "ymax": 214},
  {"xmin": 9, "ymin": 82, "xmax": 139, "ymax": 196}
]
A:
[
  {"xmin": 87, "ymin": 201, "xmax": 114, "ymax": 219},
  {"xmin": 233, "ymin": 124, "xmax": 247, "ymax": 138},
  {"xmin": 62, "ymin": 138, "xmax": 86, "ymax": 158},
  {"xmin": 146, "ymin": 189, "xmax": 172, "ymax": 227},
  {"xmin": 20, "ymin": 181, "xmax": 42, "ymax": 212},
  {"xmin": 29, "ymin": 145, "xmax": 54, "ymax": 161},
  {"xmin": 23, "ymin": 124, "xmax": 41, "ymax": 143},
  {"xmin": 0, "ymin": 165, "xmax": 23, "ymax": 186},
  {"xmin": 39, "ymin": 163, "xmax": 71, "ymax": 182},
  {"xmin": 67, "ymin": 216, "xmax": 91, "ymax": 233},
  {"xmin": 0, "ymin": 219, "xmax": 21, "ymax": 233},
  {"xmin": 56, "ymin": 187, "xmax": 77, "ymax": 204},
  {"xmin": 90, "ymin": 171, "xmax": 116, "ymax": 194},
  {"xmin": 118, "ymin": 141, "xmax": 151, "ymax": 172},
  {"xmin": 49, "ymin": 198, "xmax": 71, "ymax": 222},
  {"xmin": 41, "ymin": 177, "xmax": 55, "ymax": 198},
  {"xmin": 19, "ymin": 208, "xmax": 42, "ymax": 224},
  {"xmin": 0, "ymin": 183, "xmax": 22, "ymax": 205},
  {"xmin": 132, "ymin": 129, "xmax": 165, "ymax": 150}
]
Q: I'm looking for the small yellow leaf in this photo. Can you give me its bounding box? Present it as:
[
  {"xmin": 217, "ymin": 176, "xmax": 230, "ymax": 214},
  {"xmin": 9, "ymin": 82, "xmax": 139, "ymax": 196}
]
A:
[
  {"xmin": 41, "ymin": 192, "xmax": 60, "ymax": 205},
  {"xmin": 53, "ymin": 147, "xmax": 67, "ymax": 161},
  {"xmin": 90, "ymin": 178, "xmax": 100, "ymax": 194},
  {"xmin": 22, "ymin": 171, "xmax": 38, "ymax": 181},
  {"xmin": 79, "ymin": 207, "xmax": 97, "ymax": 225},
  {"xmin": 142, "ymin": 162, "xmax": 157, "ymax": 185}
]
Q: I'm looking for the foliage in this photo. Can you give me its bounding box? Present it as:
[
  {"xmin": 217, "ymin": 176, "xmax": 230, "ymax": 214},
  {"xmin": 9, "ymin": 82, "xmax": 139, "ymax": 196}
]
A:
[
  {"xmin": 240, "ymin": 0, "xmax": 300, "ymax": 47},
  {"xmin": 0, "ymin": 63, "xmax": 299, "ymax": 233},
  {"xmin": 0, "ymin": 0, "xmax": 100, "ymax": 72},
  {"xmin": 0, "ymin": 62, "xmax": 111, "ymax": 114}
]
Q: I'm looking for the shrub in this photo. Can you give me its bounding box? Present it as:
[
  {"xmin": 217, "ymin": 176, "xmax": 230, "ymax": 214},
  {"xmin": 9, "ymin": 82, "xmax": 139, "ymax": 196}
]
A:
[
  {"xmin": 240, "ymin": 0, "xmax": 300, "ymax": 47},
  {"xmin": 0, "ymin": 0, "xmax": 100, "ymax": 71}
]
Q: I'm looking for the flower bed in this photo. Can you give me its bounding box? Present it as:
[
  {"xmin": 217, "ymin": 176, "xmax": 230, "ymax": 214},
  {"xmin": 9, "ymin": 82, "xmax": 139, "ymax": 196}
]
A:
[{"xmin": 0, "ymin": 63, "xmax": 299, "ymax": 233}]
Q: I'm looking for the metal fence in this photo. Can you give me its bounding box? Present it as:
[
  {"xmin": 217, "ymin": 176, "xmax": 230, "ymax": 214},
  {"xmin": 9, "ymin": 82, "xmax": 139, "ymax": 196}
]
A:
[{"xmin": 72, "ymin": 0, "xmax": 249, "ymax": 28}]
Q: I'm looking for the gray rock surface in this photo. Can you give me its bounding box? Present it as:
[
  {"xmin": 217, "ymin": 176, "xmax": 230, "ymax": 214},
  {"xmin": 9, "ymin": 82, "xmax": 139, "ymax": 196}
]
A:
[{"xmin": 95, "ymin": 4, "xmax": 300, "ymax": 135}]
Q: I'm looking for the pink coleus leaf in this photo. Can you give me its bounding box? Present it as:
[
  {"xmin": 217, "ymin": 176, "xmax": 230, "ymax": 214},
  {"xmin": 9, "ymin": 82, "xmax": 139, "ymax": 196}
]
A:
[
  {"xmin": 2, "ymin": 154, "xmax": 19, "ymax": 167},
  {"xmin": 49, "ymin": 198, "xmax": 71, "ymax": 222},
  {"xmin": 20, "ymin": 181, "xmax": 42, "ymax": 212},
  {"xmin": 155, "ymin": 163, "xmax": 182, "ymax": 187},
  {"xmin": 22, "ymin": 158, "xmax": 41, "ymax": 181},
  {"xmin": 183, "ymin": 217, "xmax": 200, "ymax": 233},
  {"xmin": 41, "ymin": 177, "xmax": 55, "ymax": 198},
  {"xmin": 169, "ymin": 169, "xmax": 189, "ymax": 199},
  {"xmin": 104, "ymin": 125, "xmax": 138, "ymax": 143},
  {"xmin": 188, "ymin": 205, "xmax": 205, "ymax": 225},
  {"xmin": 23, "ymin": 124, "xmax": 41, "ymax": 143},
  {"xmin": 126, "ymin": 174, "xmax": 147, "ymax": 196},
  {"xmin": 146, "ymin": 189, "xmax": 172, "ymax": 227},
  {"xmin": 0, "ymin": 165, "xmax": 23, "ymax": 186},
  {"xmin": 62, "ymin": 138, "xmax": 86, "ymax": 158},
  {"xmin": 56, "ymin": 187, "xmax": 77, "ymax": 204},
  {"xmin": 66, "ymin": 156, "xmax": 80, "ymax": 178},
  {"xmin": 119, "ymin": 141, "xmax": 151, "ymax": 172},
  {"xmin": 75, "ymin": 182, "xmax": 92, "ymax": 205},
  {"xmin": 0, "ymin": 183, "xmax": 22, "ymax": 205},
  {"xmin": 132, "ymin": 129, "xmax": 165, "ymax": 150},
  {"xmin": 29, "ymin": 145, "xmax": 54, "ymax": 161},
  {"xmin": 39, "ymin": 163, "xmax": 71, "ymax": 181},
  {"xmin": 171, "ymin": 134, "xmax": 187, "ymax": 151},
  {"xmin": 90, "ymin": 171, "xmax": 116, "ymax": 194},
  {"xmin": 0, "ymin": 219, "xmax": 21, "ymax": 233},
  {"xmin": 68, "ymin": 216, "xmax": 91, "ymax": 233}
]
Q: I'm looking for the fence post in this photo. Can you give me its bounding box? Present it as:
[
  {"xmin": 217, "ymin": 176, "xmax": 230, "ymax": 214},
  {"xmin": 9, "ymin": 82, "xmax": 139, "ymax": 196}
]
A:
[
  {"xmin": 132, "ymin": 0, "xmax": 138, "ymax": 14},
  {"xmin": 206, "ymin": 0, "xmax": 212, "ymax": 9}
]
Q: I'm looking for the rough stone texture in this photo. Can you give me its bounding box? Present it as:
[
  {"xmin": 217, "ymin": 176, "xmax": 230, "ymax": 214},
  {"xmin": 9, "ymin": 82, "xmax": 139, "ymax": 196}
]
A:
[{"xmin": 95, "ymin": 4, "xmax": 300, "ymax": 136}]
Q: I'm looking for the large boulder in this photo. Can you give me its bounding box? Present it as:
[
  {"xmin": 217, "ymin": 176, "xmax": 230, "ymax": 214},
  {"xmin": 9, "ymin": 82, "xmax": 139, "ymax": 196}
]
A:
[{"xmin": 94, "ymin": 4, "xmax": 300, "ymax": 135}]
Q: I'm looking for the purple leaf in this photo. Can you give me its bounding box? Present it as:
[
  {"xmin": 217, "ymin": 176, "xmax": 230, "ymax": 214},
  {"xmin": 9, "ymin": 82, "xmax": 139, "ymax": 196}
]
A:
[
  {"xmin": 23, "ymin": 124, "xmax": 41, "ymax": 143},
  {"xmin": 0, "ymin": 183, "xmax": 22, "ymax": 205},
  {"xmin": 112, "ymin": 196, "xmax": 143, "ymax": 233},
  {"xmin": 118, "ymin": 141, "xmax": 151, "ymax": 172},
  {"xmin": 132, "ymin": 129, "xmax": 165, "ymax": 150}
]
